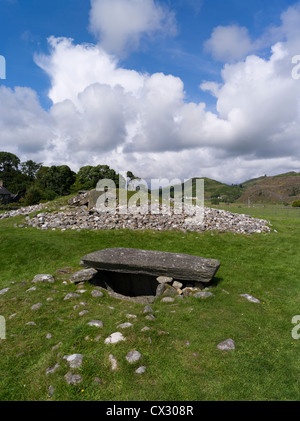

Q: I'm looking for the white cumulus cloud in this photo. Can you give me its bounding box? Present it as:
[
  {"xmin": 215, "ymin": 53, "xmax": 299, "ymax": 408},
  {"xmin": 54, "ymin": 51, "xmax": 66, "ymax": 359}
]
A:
[{"xmin": 89, "ymin": 0, "xmax": 177, "ymax": 56}]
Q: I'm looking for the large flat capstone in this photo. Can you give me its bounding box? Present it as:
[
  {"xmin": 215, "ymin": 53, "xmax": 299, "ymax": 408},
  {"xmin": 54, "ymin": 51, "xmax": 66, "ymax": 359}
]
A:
[{"xmin": 81, "ymin": 248, "xmax": 220, "ymax": 283}]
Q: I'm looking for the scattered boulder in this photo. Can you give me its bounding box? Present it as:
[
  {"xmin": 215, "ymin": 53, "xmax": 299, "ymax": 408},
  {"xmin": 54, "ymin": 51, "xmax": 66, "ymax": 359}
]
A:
[
  {"xmin": 91, "ymin": 289, "xmax": 104, "ymax": 298},
  {"xmin": 104, "ymin": 332, "xmax": 126, "ymax": 344},
  {"xmin": 109, "ymin": 354, "xmax": 118, "ymax": 371},
  {"xmin": 135, "ymin": 366, "xmax": 146, "ymax": 374},
  {"xmin": 32, "ymin": 274, "xmax": 55, "ymax": 284},
  {"xmin": 117, "ymin": 322, "xmax": 133, "ymax": 329},
  {"xmin": 87, "ymin": 320, "xmax": 103, "ymax": 328},
  {"xmin": 46, "ymin": 363, "xmax": 60, "ymax": 375},
  {"xmin": 193, "ymin": 291, "xmax": 215, "ymax": 299},
  {"xmin": 0, "ymin": 288, "xmax": 10, "ymax": 295},
  {"xmin": 31, "ymin": 303, "xmax": 43, "ymax": 310},
  {"xmin": 64, "ymin": 293, "xmax": 80, "ymax": 300},
  {"xmin": 161, "ymin": 297, "xmax": 175, "ymax": 303},
  {"xmin": 217, "ymin": 339, "xmax": 235, "ymax": 351},
  {"xmin": 126, "ymin": 350, "xmax": 142, "ymax": 364},
  {"xmin": 240, "ymin": 294, "xmax": 261, "ymax": 303},
  {"xmin": 64, "ymin": 372, "xmax": 82, "ymax": 385},
  {"xmin": 63, "ymin": 354, "xmax": 83, "ymax": 368},
  {"xmin": 70, "ymin": 268, "xmax": 98, "ymax": 284}
]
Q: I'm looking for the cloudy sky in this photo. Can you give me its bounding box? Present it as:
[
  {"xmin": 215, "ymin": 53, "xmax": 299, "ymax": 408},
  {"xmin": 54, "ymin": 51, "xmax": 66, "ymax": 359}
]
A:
[{"xmin": 0, "ymin": 0, "xmax": 300, "ymax": 184}]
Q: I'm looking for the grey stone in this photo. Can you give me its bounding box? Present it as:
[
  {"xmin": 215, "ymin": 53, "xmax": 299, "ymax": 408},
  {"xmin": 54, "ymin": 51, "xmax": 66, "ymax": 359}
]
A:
[
  {"xmin": 172, "ymin": 281, "xmax": 183, "ymax": 289},
  {"xmin": 117, "ymin": 322, "xmax": 133, "ymax": 329},
  {"xmin": 157, "ymin": 276, "xmax": 173, "ymax": 284},
  {"xmin": 91, "ymin": 289, "xmax": 104, "ymax": 298},
  {"xmin": 46, "ymin": 333, "xmax": 52, "ymax": 339},
  {"xmin": 31, "ymin": 303, "xmax": 43, "ymax": 310},
  {"xmin": 63, "ymin": 353, "xmax": 83, "ymax": 368},
  {"xmin": 135, "ymin": 366, "xmax": 146, "ymax": 374},
  {"xmin": 126, "ymin": 350, "xmax": 142, "ymax": 364},
  {"xmin": 46, "ymin": 363, "xmax": 60, "ymax": 375},
  {"xmin": 70, "ymin": 268, "xmax": 98, "ymax": 283},
  {"xmin": 240, "ymin": 294, "xmax": 261, "ymax": 303},
  {"xmin": 143, "ymin": 305, "xmax": 154, "ymax": 313},
  {"xmin": 182, "ymin": 287, "xmax": 201, "ymax": 297},
  {"xmin": 145, "ymin": 314, "xmax": 155, "ymax": 320},
  {"xmin": 193, "ymin": 291, "xmax": 215, "ymax": 299},
  {"xmin": 81, "ymin": 248, "xmax": 220, "ymax": 283},
  {"xmin": 32, "ymin": 274, "xmax": 55, "ymax": 284},
  {"xmin": 87, "ymin": 320, "xmax": 103, "ymax": 328},
  {"xmin": 65, "ymin": 372, "xmax": 82, "ymax": 385},
  {"xmin": 109, "ymin": 354, "xmax": 118, "ymax": 371},
  {"xmin": 0, "ymin": 288, "xmax": 10, "ymax": 295},
  {"xmin": 64, "ymin": 293, "xmax": 80, "ymax": 300},
  {"xmin": 104, "ymin": 332, "xmax": 126, "ymax": 344},
  {"xmin": 217, "ymin": 339, "xmax": 235, "ymax": 351},
  {"xmin": 48, "ymin": 385, "xmax": 55, "ymax": 398},
  {"xmin": 79, "ymin": 310, "xmax": 89, "ymax": 316},
  {"xmin": 162, "ymin": 285, "xmax": 178, "ymax": 297},
  {"xmin": 161, "ymin": 297, "xmax": 175, "ymax": 303},
  {"xmin": 155, "ymin": 283, "xmax": 166, "ymax": 297}
]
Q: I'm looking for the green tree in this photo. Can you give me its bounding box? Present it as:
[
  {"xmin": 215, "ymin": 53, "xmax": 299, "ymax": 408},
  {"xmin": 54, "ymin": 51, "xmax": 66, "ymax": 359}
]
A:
[
  {"xmin": 36, "ymin": 165, "xmax": 76, "ymax": 197},
  {"xmin": 0, "ymin": 151, "xmax": 30, "ymax": 195},
  {"xmin": 74, "ymin": 165, "xmax": 119, "ymax": 190},
  {"xmin": 21, "ymin": 160, "xmax": 42, "ymax": 181}
]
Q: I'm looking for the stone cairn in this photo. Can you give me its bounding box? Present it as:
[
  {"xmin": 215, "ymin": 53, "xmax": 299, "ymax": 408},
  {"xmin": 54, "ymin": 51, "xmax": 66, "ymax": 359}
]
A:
[{"xmin": 1, "ymin": 191, "xmax": 271, "ymax": 234}]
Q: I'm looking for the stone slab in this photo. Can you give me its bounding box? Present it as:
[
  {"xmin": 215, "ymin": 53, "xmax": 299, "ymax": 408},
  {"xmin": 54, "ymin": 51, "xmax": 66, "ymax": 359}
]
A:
[{"xmin": 81, "ymin": 247, "xmax": 220, "ymax": 283}]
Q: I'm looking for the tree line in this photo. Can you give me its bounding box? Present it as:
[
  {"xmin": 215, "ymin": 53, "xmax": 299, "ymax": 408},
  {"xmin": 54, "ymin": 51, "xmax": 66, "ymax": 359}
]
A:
[{"xmin": 0, "ymin": 151, "xmax": 136, "ymax": 206}]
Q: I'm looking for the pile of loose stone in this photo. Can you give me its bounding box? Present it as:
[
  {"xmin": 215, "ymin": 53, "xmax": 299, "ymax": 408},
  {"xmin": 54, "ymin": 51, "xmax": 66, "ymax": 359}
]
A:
[{"xmin": 5, "ymin": 201, "xmax": 271, "ymax": 234}]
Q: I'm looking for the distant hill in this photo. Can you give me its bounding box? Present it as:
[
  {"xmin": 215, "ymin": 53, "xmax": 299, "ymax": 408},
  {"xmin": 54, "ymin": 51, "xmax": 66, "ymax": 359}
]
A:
[
  {"xmin": 237, "ymin": 172, "xmax": 300, "ymax": 204},
  {"xmin": 151, "ymin": 171, "xmax": 300, "ymax": 205}
]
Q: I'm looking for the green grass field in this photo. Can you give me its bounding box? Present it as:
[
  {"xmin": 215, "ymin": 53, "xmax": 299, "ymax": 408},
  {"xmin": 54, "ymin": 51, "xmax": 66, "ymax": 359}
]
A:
[{"xmin": 0, "ymin": 204, "xmax": 299, "ymax": 401}]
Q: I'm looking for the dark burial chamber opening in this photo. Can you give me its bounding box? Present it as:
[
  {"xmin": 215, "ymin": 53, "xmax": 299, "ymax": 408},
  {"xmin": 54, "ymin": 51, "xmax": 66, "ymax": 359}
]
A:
[{"xmin": 91, "ymin": 270, "xmax": 159, "ymax": 297}]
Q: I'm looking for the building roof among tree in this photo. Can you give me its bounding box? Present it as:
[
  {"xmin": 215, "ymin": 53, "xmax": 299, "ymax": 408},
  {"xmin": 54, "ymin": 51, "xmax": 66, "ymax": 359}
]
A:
[{"xmin": 0, "ymin": 186, "xmax": 13, "ymax": 196}]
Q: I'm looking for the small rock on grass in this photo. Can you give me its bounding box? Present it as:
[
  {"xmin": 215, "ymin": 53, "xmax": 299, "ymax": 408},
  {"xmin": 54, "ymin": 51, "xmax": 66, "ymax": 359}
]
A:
[
  {"xmin": 32, "ymin": 274, "xmax": 55, "ymax": 284},
  {"xmin": 0, "ymin": 288, "xmax": 10, "ymax": 295},
  {"xmin": 109, "ymin": 354, "xmax": 118, "ymax": 371},
  {"xmin": 193, "ymin": 291, "xmax": 215, "ymax": 299},
  {"xmin": 240, "ymin": 294, "xmax": 261, "ymax": 303},
  {"xmin": 104, "ymin": 332, "xmax": 126, "ymax": 344},
  {"xmin": 63, "ymin": 354, "xmax": 83, "ymax": 368},
  {"xmin": 217, "ymin": 338, "xmax": 235, "ymax": 351},
  {"xmin": 126, "ymin": 350, "xmax": 142, "ymax": 364},
  {"xmin": 135, "ymin": 366, "xmax": 146, "ymax": 374},
  {"xmin": 161, "ymin": 297, "xmax": 175, "ymax": 303},
  {"xmin": 91, "ymin": 290, "xmax": 104, "ymax": 298},
  {"xmin": 64, "ymin": 293, "xmax": 80, "ymax": 300},
  {"xmin": 31, "ymin": 303, "xmax": 43, "ymax": 310},
  {"xmin": 87, "ymin": 320, "xmax": 103, "ymax": 328},
  {"xmin": 117, "ymin": 322, "xmax": 133, "ymax": 329},
  {"xmin": 65, "ymin": 372, "xmax": 82, "ymax": 385},
  {"xmin": 46, "ymin": 363, "xmax": 60, "ymax": 375}
]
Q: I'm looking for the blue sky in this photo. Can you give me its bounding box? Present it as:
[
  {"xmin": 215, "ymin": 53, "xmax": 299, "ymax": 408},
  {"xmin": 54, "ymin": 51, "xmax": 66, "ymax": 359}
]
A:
[{"xmin": 0, "ymin": 0, "xmax": 300, "ymax": 183}]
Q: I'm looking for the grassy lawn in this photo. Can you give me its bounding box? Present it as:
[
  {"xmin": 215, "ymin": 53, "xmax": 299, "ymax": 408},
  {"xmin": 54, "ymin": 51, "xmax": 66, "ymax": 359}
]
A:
[{"xmin": 0, "ymin": 205, "xmax": 299, "ymax": 401}]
